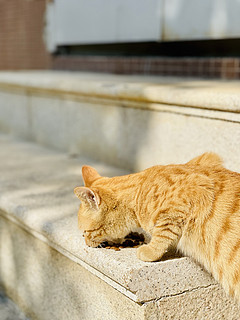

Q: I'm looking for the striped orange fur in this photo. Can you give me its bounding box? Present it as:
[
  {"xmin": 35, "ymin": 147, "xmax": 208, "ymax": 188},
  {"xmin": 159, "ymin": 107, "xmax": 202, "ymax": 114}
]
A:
[{"xmin": 74, "ymin": 153, "xmax": 240, "ymax": 302}]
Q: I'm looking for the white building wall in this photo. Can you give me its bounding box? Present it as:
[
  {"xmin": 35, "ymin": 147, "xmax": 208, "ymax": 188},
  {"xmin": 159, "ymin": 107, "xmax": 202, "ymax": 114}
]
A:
[
  {"xmin": 45, "ymin": 0, "xmax": 240, "ymax": 53},
  {"xmin": 45, "ymin": 0, "xmax": 163, "ymax": 52},
  {"xmin": 163, "ymin": 0, "xmax": 240, "ymax": 41}
]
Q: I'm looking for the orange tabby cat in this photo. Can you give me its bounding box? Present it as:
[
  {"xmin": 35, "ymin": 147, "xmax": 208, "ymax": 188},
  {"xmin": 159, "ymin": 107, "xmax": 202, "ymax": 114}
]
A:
[{"xmin": 74, "ymin": 153, "xmax": 240, "ymax": 301}]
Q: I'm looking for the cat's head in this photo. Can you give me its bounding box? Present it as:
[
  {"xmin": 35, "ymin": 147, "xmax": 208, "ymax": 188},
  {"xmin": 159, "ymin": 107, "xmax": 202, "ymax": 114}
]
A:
[{"xmin": 74, "ymin": 166, "xmax": 138, "ymax": 248}]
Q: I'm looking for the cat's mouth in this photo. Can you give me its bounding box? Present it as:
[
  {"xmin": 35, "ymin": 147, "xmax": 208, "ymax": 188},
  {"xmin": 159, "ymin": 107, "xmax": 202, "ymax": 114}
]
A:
[
  {"xmin": 83, "ymin": 228, "xmax": 106, "ymax": 248},
  {"xmin": 84, "ymin": 234, "xmax": 102, "ymax": 248}
]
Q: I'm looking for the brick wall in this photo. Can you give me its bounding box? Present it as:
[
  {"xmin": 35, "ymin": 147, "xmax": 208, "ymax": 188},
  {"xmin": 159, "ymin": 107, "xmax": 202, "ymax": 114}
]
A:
[
  {"xmin": 0, "ymin": 0, "xmax": 51, "ymax": 70},
  {"xmin": 52, "ymin": 56, "xmax": 240, "ymax": 80}
]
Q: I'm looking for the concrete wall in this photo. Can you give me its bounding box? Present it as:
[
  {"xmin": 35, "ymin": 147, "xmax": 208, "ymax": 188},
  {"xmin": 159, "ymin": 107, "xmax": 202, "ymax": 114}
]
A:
[{"xmin": 0, "ymin": 71, "xmax": 240, "ymax": 173}]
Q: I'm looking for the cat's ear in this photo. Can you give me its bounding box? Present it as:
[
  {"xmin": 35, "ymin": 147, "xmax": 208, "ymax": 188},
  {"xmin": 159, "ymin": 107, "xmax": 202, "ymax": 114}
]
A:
[
  {"xmin": 82, "ymin": 165, "xmax": 101, "ymax": 187},
  {"xmin": 187, "ymin": 152, "xmax": 223, "ymax": 168},
  {"xmin": 74, "ymin": 187, "xmax": 100, "ymax": 210}
]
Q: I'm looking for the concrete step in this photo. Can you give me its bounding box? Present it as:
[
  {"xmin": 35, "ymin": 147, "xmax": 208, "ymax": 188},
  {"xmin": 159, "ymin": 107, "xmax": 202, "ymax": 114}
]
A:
[
  {"xmin": 0, "ymin": 291, "xmax": 29, "ymax": 320},
  {"xmin": 0, "ymin": 71, "xmax": 240, "ymax": 172},
  {"xmin": 0, "ymin": 134, "xmax": 239, "ymax": 319}
]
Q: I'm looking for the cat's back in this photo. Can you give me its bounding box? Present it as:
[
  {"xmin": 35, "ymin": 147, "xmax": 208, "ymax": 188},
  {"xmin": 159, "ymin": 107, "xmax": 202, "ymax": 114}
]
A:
[{"xmin": 205, "ymin": 166, "xmax": 240, "ymax": 198}]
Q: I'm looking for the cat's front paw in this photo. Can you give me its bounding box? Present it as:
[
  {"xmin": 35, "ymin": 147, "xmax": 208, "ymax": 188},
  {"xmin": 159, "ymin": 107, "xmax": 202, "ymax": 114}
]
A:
[{"xmin": 137, "ymin": 244, "xmax": 161, "ymax": 262}]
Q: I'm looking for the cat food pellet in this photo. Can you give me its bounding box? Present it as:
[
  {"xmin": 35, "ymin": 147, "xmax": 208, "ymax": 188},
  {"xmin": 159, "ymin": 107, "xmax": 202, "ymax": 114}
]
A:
[{"xmin": 112, "ymin": 247, "xmax": 121, "ymax": 251}]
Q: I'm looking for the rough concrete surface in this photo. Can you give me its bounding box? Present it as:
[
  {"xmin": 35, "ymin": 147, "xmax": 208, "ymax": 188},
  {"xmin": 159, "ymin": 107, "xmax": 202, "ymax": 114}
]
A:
[
  {"xmin": 0, "ymin": 217, "xmax": 147, "ymax": 320},
  {"xmin": 0, "ymin": 72, "xmax": 240, "ymax": 172},
  {"xmin": 158, "ymin": 285, "xmax": 240, "ymax": 320},
  {"xmin": 0, "ymin": 134, "xmax": 217, "ymax": 302},
  {"xmin": 0, "ymin": 71, "xmax": 240, "ymax": 318},
  {"xmin": 0, "ymin": 71, "xmax": 240, "ymax": 112},
  {"xmin": 0, "ymin": 291, "xmax": 28, "ymax": 320}
]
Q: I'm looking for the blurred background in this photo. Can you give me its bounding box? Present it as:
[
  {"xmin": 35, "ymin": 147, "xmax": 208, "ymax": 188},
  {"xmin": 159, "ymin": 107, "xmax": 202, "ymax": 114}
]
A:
[{"xmin": 0, "ymin": 0, "xmax": 240, "ymax": 79}]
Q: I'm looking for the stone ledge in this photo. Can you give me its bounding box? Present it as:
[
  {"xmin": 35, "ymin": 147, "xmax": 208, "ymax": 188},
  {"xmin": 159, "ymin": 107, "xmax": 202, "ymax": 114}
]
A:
[
  {"xmin": 0, "ymin": 71, "xmax": 240, "ymax": 174},
  {"xmin": 0, "ymin": 71, "xmax": 239, "ymax": 112},
  {"xmin": 0, "ymin": 134, "xmax": 219, "ymax": 304}
]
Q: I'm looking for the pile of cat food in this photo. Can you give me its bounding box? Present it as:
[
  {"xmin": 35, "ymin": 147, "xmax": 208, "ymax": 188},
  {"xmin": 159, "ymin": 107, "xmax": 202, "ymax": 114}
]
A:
[{"xmin": 99, "ymin": 232, "xmax": 145, "ymax": 251}]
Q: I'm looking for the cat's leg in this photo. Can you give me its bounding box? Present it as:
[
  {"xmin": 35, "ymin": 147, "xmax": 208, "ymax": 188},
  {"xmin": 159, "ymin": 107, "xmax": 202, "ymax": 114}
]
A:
[{"xmin": 137, "ymin": 221, "xmax": 182, "ymax": 262}]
